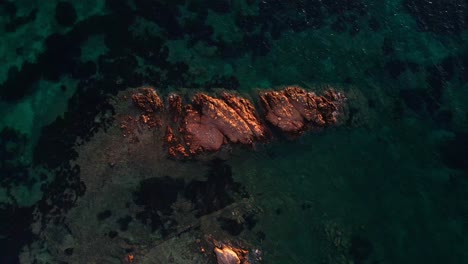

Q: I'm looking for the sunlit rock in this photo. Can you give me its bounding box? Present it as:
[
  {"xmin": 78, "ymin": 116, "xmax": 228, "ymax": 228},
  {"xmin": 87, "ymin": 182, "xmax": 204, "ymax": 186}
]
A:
[{"xmin": 214, "ymin": 246, "xmax": 241, "ymax": 264}]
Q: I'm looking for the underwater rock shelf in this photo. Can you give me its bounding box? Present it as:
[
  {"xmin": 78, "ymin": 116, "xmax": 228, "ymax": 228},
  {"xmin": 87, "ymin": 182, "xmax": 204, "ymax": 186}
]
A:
[{"xmin": 124, "ymin": 86, "xmax": 346, "ymax": 158}]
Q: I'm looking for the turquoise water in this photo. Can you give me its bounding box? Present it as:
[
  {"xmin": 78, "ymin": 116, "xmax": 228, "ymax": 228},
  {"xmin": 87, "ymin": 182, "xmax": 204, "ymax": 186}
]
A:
[{"xmin": 1, "ymin": 0, "xmax": 467, "ymax": 263}]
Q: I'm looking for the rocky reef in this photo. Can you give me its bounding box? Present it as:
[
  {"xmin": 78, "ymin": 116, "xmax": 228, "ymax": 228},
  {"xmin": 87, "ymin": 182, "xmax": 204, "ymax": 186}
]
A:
[{"xmin": 128, "ymin": 86, "xmax": 345, "ymax": 158}]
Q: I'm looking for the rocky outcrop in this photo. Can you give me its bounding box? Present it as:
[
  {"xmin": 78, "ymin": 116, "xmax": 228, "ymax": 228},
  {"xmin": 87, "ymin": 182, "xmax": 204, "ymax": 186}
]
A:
[
  {"xmin": 126, "ymin": 86, "xmax": 345, "ymax": 158},
  {"xmin": 181, "ymin": 93, "xmax": 267, "ymax": 155},
  {"xmin": 259, "ymin": 86, "xmax": 343, "ymax": 134},
  {"xmin": 182, "ymin": 105, "xmax": 226, "ymax": 155},
  {"xmin": 214, "ymin": 246, "xmax": 242, "ymax": 264},
  {"xmin": 132, "ymin": 87, "xmax": 164, "ymax": 113},
  {"xmin": 165, "ymin": 126, "xmax": 189, "ymax": 158},
  {"xmin": 221, "ymin": 93, "xmax": 269, "ymax": 141},
  {"xmin": 131, "ymin": 87, "xmax": 164, "ymax": 128}
]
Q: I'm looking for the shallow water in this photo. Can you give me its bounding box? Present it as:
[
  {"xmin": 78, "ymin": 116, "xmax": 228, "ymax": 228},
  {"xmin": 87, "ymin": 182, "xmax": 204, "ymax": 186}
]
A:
[{"xmin": 1, "ymin": 0, "xmax": 467, "ymax": 263}]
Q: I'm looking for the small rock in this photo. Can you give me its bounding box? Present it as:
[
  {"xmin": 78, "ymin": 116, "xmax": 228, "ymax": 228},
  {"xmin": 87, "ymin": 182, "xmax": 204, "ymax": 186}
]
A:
[{"xmin": 214, "ymin": 247, "xmax": 240, "ymax": 264}]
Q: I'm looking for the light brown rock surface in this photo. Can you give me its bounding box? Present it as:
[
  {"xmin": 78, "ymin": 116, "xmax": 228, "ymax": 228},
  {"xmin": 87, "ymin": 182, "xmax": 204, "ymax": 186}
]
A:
[
  {"xmin": 214, "ymin": 247, "xmax": 241, "ymax": 264},
  {"xmin": 182, "ymin": 106, "xmax": 226, "ymax": 154},
  {"xmin": 176, "ymin": 93, "xmax": 269, "ymax": 156},
  {"xmin": 221, "ymin": 93, "xmax": 268, "ymax": 141}
]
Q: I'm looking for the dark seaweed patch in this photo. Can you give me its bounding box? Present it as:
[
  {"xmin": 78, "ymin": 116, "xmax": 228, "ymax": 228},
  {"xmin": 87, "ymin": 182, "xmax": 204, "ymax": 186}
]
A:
[
  {"xmin": 439, "ymin": 132, "xmax": 468, "ymax": 172},
  {"xmin": 217, "ymin": 210, "xmax": 257, "ymax": 236},
  {"xmin": 204, "ymin": 75, "xmax": 240, "ymax": 91},
  {"xmin": 0, "ymin": 128, "xmax": 32, "ymax": 192},
  {"xmin": 4, "ymin": 8, "xmax": 37, "ymax": 32},
  {"xmin": 349, "ymin": 235, "xmax": 374, "ymax": 263},
  {"xmin": 40, "ymin": 33, "xmax": 81, "ymax": 81},
  {"xmin": 108, "ymin": 230, "xmax": 118, "ymax": 238},
  {"xmin": 117, "ymin": 216, "xmax": 133, "ymax": 231},
  {"xmin": 0, "ymin": 11, "xmax": 135, "ymax": 102},
  {"xmin": 404, "ymin": 0, "xmax": 467, "ymax": 34},
  {"xmin": 0, "ymin": 204, "xmax": 34, "ymax": 264},
  {"xmin": 36, "ymin": 165, "xmax": 85, "ymax": 222},
  {"xmin": 207, "ymin": 0, "xmax": 232, "ymax": 14},
  {"xmin": 368, "ymin": 17, "xmax": 380, "ymax": 31},
  {"xmin": 275, "ymin": 208, "xmax": 282, "ymax": 215},
  {"xmin": 0, "ymin": 63, "xmax": 41, "ymax": 101},
  {"xmin": 385, "ymin": 60, "xmax": 407, "ymax": 79},
  {"xmin": 72, "ymin": 61, "xmax": 97, "ymax": 79},
  {"xmin": 256, "ymin": 231, "xmax": 266, "ymax": 242},
  {"xmin": 97, "ymin": 210, "xmax": 112, "ymax": 221},
  {"xmin": 185, "ymin": 160, "xmax": 247, "ymax": 217},
  {"xmin": 134, "ymin": 176, "xmax": 184, "ymax": 232},
  {"xmin": 0, "ymin": 1, "xmax": 17, "ymax": 17},
  {"xmin": 399, "ymin": 89, "xmax": 430, "ymax": 116},
  {"xmin": 132, "ymin": 160, "xmax": 248, "ymax": 234},
  {"xmin": 34, "ymin": 79, "xmax": 115, "ymax": 168},
  {"xmin": 55, "ymin": 1, "xmax": 77, "ymax": 27},
  {"xmin": 134, "ymin": 0, "xmax": 184, "ymax": 39},
  {"xmin": 218, "ymin": 217, "xmax": 244, "ymax": 236},
  {"xmin": 64, "ymin": 247, "xmax": 74, "ymax": 255}
]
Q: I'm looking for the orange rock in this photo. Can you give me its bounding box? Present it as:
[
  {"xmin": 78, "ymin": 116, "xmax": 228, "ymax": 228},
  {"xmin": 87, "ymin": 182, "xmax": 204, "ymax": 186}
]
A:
[
  {"xmin": 165, "ymin": 125, "xmax": 190, "ymax": 158},
  {"xmin": 131, "ymin": 87, "xmax": 163, "ymax": 113},
  {"xmin": 259, "ymin": 90, "xmax": 305, "ymax": 133},
  {"xmin": 182, "ymin": 106, "xmax": 225, "ymax": 154},
  {"xmin": 316, "ymin": 93, "xmax": 339, "ymax": 125},
  {"xmin": 126, "ymin": 254, "xmax": 134, "ymax": 262},
  {"xmin": 283, "ymin": 86, "xmax": 319, "ymax": 122},
  {"xmin": 192, "ymin": 94, "xmax": 254, "ymax": 144},
  {"xmin": 168, "ymin": 144, "xmax": 189, "ymax": 158},
  {"xmin": 180, "ymin": 93, "xmax": 269, "ymax": 155},
  {"xmin": 164, "ymin": 126, "xmax": 177, "ymax": 144},
  {"xmin": 214, "ymin": 246, "xmax": 241, "ymax": 264},
  {"xmin": 260, "ymin": 87, "xmax": 342, "ymax": 133},
  {"xmin": 221, "ymin": 93, "xmax": 268, "ymax": 141},
  {"xmin": 131, "ymin": 88, "xmax": 163, "ymax": 128}
]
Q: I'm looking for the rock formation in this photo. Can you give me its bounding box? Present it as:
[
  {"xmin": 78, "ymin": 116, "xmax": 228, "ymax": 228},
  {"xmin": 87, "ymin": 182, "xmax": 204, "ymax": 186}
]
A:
[
  {"xmin": 180, "ymin": 93, "xmax": 268, "ymax": 155},
  {"xmin": 131, "ymin": 87, "xmax": 164, "ymax": 128},
  {"xmin": 259, "ymin": 86, "xmax": 342, "ymax": 133},
  {"xmin": 214, "ymin": 246, "xmax": 241, "ymax": 264},
  {"xmin": 125, "ymin": 86, "xmax": 345, "ymax": 158}
]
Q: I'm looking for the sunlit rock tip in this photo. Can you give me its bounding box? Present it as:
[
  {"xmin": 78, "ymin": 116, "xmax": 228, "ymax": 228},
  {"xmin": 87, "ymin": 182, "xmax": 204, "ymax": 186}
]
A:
[
  {"xmin": 214, "ymin": 246, "xmax": 241, "ymax": 264},
  {"xmin": 213, "ymin": 244, "xmax": 253, "ymax": 264}
]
